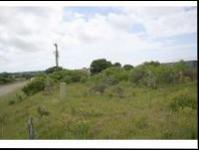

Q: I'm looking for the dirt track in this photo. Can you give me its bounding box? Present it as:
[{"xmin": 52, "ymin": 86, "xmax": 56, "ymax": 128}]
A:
[{"xmin": 0, "ymin": 81, "xmax": 27, "ymax": 96}]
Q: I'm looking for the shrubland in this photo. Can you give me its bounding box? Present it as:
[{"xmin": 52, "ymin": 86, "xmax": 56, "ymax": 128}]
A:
[{"xmin": 0, "ymin": 59, "xmax": 197, "ymax": 139}]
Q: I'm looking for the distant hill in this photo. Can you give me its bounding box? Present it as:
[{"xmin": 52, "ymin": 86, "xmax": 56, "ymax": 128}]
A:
[{"xmin": 162, "ymin": 60, "xmax": 197, "ymax": 68}]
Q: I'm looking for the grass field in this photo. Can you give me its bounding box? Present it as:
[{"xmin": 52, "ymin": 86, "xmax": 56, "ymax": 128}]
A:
[{"xmin": 0, "ymin": 81, "xmax": 197, "ymax": 139}]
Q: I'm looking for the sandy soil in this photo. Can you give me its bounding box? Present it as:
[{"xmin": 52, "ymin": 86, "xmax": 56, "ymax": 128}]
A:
[{"xmin": 0, "ymin": 81, "xmax": 27, "ymax": 96}]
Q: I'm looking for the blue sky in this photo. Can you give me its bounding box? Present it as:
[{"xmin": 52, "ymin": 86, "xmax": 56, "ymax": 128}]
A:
[{"xmin": 0, "ymin": 6, "xmax": 197, "ymax": 72}]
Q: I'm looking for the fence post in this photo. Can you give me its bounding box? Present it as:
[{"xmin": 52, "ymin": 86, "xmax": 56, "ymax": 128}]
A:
[
  {"xmin": 27, "ymin": 117, "xmax": 34, "ymax": 139},
  {"xmin": 60, "ymin": 82, "xmax": 66, "ymax": 99}
]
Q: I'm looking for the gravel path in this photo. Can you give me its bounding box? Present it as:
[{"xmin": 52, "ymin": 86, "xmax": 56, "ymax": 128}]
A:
[{"xmin": 0, "ymin": 81, "xmax": 27, "ymax": 96}]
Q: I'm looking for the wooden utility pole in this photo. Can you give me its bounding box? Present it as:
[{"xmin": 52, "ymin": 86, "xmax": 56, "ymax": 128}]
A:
[{"xmin": 54, "ymin": 43, "xmax": 59, "ymax": 68}]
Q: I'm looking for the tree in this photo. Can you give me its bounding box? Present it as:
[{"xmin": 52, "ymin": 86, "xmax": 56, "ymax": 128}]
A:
[
  {"xmin": 143, "ymin": 61, "xmax": 160, "ymax": 67},
  {"xmin": 113, "ymin": 62, "xmax": 121, "ymax": 68},
  {"xmin": 90, "ymin": 59, "xmax": 112, "ymax": 75},
  {"xmin": 123, "ymin": 64, "xmax": 134, "ymax": 70},
  {"xmin": 45, "ymin": 66, "xmax": 63, "ymax": 74}
]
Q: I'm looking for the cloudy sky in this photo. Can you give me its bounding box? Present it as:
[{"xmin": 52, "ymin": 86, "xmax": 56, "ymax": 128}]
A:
[{"xmin": 0, "ymin": 6, "xmax": 197, "ymax": 72}]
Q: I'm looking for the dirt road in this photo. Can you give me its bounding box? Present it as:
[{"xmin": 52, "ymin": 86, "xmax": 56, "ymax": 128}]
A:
[{"xmin": 0, "ymin": 81, "xmax": 27, "ymax": 97}]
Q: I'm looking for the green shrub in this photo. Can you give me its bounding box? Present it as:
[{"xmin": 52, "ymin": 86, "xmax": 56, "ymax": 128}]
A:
[
  {"xmin": 49, "ymin": 70, "xmax": 67, "ymax": 82},
  {"xmin": 16, "ymin": 92, "xmax": 26, "ymax": 102},
  {"xmin": 90, "ymin": 82, "xmax": 107, "ymax": 94},
  {"xmin": 70, "ymin": 70, "xmax": 88, "ymax": 82},
  {"xmin": 45, "ymin": 66, "xmax": 63, "ymax": 74},
  {"xmin": 89, "ymin": 67, "xmax": 130, "ymax": 86},
  {"xmin": 129, "ymin": 66, "xmax": 147, "ymax": 85},
  {"xmin": 37, "ymin": 105, "xmax": 50, "ymax": 117},
  {"xmin": 129, "ymin": 62, "xmax": 181, "ymax": 87},
  {"xmin": 49, "ymin": 70, "xmax": 89, "ymax": 84},
  {"xmin": 105, "ymin": 85, "xmax": 124, "ymax": 98},
  {"xmin": 123, "ymin": 64, "xmax": 134, "ymax": 70},
  {"xmin": 8, "ymin": 99, "xmax": 16, "ymax": 105},
  {"xmin": 22, "ymin": 76, "xmax": 46, "ymax": 96},
  {"xmin": 90, "ymin": 58, "xmax": 112, "ymax": 75},
  {"xmin": 169, "ymin": 94, "xmax": 197, "ymax": 112},
  {"xmin": 0, "ymin": 72, "xmax": 15, "ymax": 85},
  {"xmin": 67, "ymin": 120, "xmax": 90, "ymax": 139}
]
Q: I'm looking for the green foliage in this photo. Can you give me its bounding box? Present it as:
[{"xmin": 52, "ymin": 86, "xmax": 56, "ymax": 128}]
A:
[
  {"xmin": 105, "ymin": 85, "xmax": 124, "ymax": 98},
  {"xmin": 22, "ymin": 76, "xmax": 46, "ymax": 96},
  {"xmin": 0, "ymin": 80, "xmax": 197, "ymax": 139},
  {"xmin": 8, "ymin": 92, "xmax": 26, "ymax": 105},
  {"xmin": 0, "ymin": 72, "xmax": 15, "ymax": 85},
  {"xmin": 49, "ymin": 70, "xmax": 89, "ymax": 84},
  {"xmin": 169, "ymin": 94, "xmax": 196, "ymax": 112},
  {"xmin": 37, "ymin": 105, "xmax": 50, "ymax": 117},
  {"xmin": 113, "ymin": 62, "xmax": 122, "ymax": 68},
  {"xmin": 123, "ymin": 64, "xmax": 134, "ymax": 70},
  {"xmin": 90, "ymin": 58, "xmax": 112, "ymax": 75},
  {"xmin": 8, "ymin": 99, "xmax": 16, "ymax": 105},
  {"xmin": 90, "ymin": 82, "xmax": 107, "ymax": 94},
  {"xmin": 90, "ymin": 67, "xmax": 130, "ymax": 84},
  {"xmin": 45, "ymin": 66, "xmax": 63, "ymax": 74},
  {"xmin": 67, "ymin": 120, "xmax": 90, "ymax": 139},
  {"xmin": 128, "ymin": 60, "xmax": 195, "ymax": 88},
  {"xmin": 129, "ymin": 66, "xmax": 147, "ymax": 85},
  {"xmin": 143, "ymin": 61, "xmax": 160, "ymax": 67},
  {"xmin": 0, "ymin": 59, "xmax": 197, "ymax": 139}
]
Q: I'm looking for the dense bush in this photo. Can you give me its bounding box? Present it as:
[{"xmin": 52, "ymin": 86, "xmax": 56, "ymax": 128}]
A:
[
  {"xmin": 128, "ymin": 60, "xmax": 196, "ymax": 88},
  {"xmin": 143, "ymin": 61, "xmax": 160, "ymax": 67},
  {"xmin": 49, "ymin": 70, "xmax": 89, "ymax": 84},
  {"xmin": 45, "ymin": 66, "xmax": 63, "ymax": 74},
  {"xmin": 22, "ymin": 76, "xmax": 46, "ymax": 96},
  {"xmin": 169, "ymin": 94, "xmax": 196, "ymax": 112},
  {"xmin": 113, "ymin": 62, "xmax": 122, "ymax": 68},
  {"xmin": 90, "ymin": 59, "xmax": 112, "ymax": 75},
  {"xmin": 90, "ymin": 82, "xmax": 107, "ymax": 94},
  {"xmin": 90, "ymin": 67, "xmax": 130, "ymax": 83},
  {"xmin": 37, "ymin": 105, "xmax": 50, "ymax": 117},
  {"xmin": 123, "ymin": 64, "xmax": 134, "ymax": 70},
  {"xmin": 105, "ymin": 85, "xmax": 124, "ymax": 98},
  {"xmin": 0, "ymin": 72, "xmax": 15, "ymax": 85},
  {"xmin": 129, "ymin": 66, "xmax": 147, "ymax": 85}
]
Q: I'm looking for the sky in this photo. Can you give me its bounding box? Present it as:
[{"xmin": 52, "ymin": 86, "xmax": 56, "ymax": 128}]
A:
[{"xmin": 0, "ymin": 6, "xmax": 197, "ymax": 73}]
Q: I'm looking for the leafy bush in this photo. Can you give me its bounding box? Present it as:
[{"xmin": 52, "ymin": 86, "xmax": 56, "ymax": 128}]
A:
[
  {"xmin": 129, "ymin": 66, "xmax": 147, "ymax": 85},
  {"xmin": 113, "ymin": 62, "xmax": 122, "ymax": 68},
  {"xmin": 37, "ymin": 105, "xmax": 50, "ymax": 117},
  {"xmin": 90, "ymin": 58, "xmax": 112, "ymax": 75},
  {"xmin": 169, "ymin": 94, "xmax": 196, "ymax": 112},
  {"xmin": 22, "ymin": 76, "xmax": 46, "ymax": 96},
  {"xmin": 45, "ymin": 66, "xmax": 63, "ymax": 74},
  {"xmin": 8, "ymin": 99, "xmax": 16, "ymax": 105},
  {"xmin": 49, "ymin": 70, "xmax": 89, "ymax": 84},
  {"xmin": 48, "ymin": 70, "xmax": 67, "ymax": 82},
  {"xmin": 143, "ymin": 61, "xmax": 160, "ymax": 67},
  {"xmin": 183, "ymin": 69, "xmax": 197, "ymax": 81},
  {"xmin": 105, "ymin": 85, "xmax": 124, "ymax": 98},
  {"xmin": 0, "ymin": 72, "xmax": 15, "ymax": 85},
  {"xmin": 129, "ymin": 62, "xmax": 182, "ymax": 87},
  {"xmin": 90, "ymin": 67, "xmax": 130, "ymax": 84},
  {"xmin": 67, "ymin": 120, "xmax": 90, "ymax": 139},
  {"xmin": 123, "ymin": 64, "xmax": 134, "ymax": 70},
  {"xmin": 90, "ymin": 82, "xmax": 107, "ymax": 94}
]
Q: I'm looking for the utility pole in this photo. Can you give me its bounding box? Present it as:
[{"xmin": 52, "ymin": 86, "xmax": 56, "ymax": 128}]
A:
[{"xmin": 54, "ymin": 43, "xmax": 59, "ymax": 68}]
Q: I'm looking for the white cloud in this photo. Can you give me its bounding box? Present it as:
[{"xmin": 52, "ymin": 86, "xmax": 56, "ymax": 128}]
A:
[
  {"xmin": 122, "ymin": 6, "xmax": 197, "ymax": 38},
  {"xmin": 0, "ymin": 6, "xmax": 197, "ymax": 72}
]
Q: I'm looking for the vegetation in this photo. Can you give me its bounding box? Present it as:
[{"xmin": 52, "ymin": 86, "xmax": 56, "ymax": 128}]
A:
[
  {"xmin": 0, "ymin": 59, "xmax": 197, "ymax": 139},
  {"xmin": 123, "ymin": 64, "xmax": 134, "ymax": 70},
  {"xmin": 22, "ymin": 76, "xmax": 46, "ymax": 96},
  {"xmin": 0, "ymin": 72, "xmax": 15, "ymax": 85},
  {"xmin": 90, "ymin": 59, "xmax": 112, "ymax": 75},
  {"xmin": 45, "ymin": 66, "xmax": 63, "ymax": 74}
]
